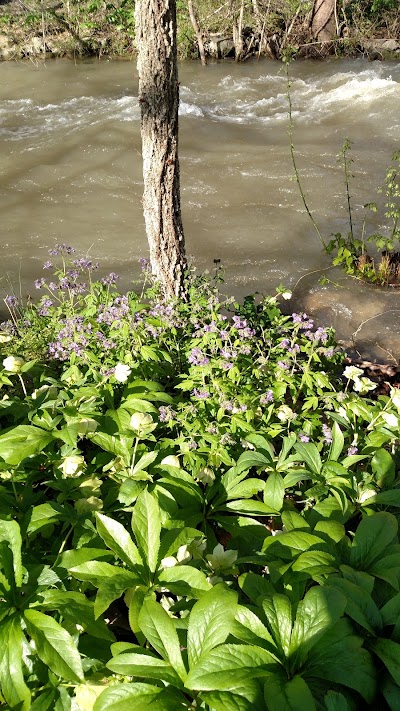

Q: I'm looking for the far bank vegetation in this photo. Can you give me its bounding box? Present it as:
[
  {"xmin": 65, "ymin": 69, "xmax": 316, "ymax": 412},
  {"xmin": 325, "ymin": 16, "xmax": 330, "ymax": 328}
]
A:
[{"xmin": 0, "ymin": 0, "xmax": 399, "ymax": 61}]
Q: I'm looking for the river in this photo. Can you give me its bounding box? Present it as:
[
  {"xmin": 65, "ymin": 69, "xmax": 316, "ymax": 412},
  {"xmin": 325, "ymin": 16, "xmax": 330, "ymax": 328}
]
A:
[{"xmin": 1, "ymin": 57, "xmax": 400, "ymax": 360}]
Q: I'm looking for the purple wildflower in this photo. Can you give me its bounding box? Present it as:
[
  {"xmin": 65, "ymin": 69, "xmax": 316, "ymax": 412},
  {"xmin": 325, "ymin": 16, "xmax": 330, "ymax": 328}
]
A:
[
  {"xmin": 188, "ymin": 348, "xmax": 209, "ymax": 366},
  {"xmin": 192, "ymin": 388, "xmax": 210, "ymax": 400},
  {"xmin": 159, "ymin": 406, "xmax": 177, "ymax": 423},
  {"xmin": 299, "ymin": 433, "xmax": 310, "ymax": 443},
  {"xmin": 347, "ymin": 446, "xmax": 358, "ymax": 456},
  {"xmin": 101, "ymin": 272, "xmax": 120, "ymax": 286},
  {"xmin": 34, "ymin": 278, "xmax": 46, "ymax": 289},
  {"xmin": 322, "ymin": 424, "xmax": 333, "ymax": 444},
  {"xmin": 4, "ymin": 295, "xmax": 18, "ymax": 307},
  {"xmin": 43, "ymin": 261, "xmax": 53, "ymax": 270},
  {"xmin": 260, "ymin": 390, "xmax": 274, "ymax": 405}
]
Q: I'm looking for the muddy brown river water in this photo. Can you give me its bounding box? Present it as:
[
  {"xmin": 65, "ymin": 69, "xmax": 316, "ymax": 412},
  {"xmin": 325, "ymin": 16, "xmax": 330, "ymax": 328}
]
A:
[{"xmin": 1, "ymin": 57, "xmax": 400, "ymax": 359}]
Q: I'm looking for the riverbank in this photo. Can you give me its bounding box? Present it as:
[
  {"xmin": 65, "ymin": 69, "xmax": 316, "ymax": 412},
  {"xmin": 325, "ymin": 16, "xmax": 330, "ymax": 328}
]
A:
[{"xmin": 0, "ymin": 0, "xmax": 399, "ymax": 62}]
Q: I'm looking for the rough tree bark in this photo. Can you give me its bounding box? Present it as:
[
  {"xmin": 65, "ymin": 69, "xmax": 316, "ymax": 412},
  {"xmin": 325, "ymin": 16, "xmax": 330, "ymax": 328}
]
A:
[
  {"xmin": 311, "ymin": 0, "xmax": 337, "ymax": 41},
  {"xmin": 187, "ymin": 0, "xmax": 207, "ymax": 65},
  {"xmin": 230, "ymin": 0, "xmax": 245, "ymax": 61},
  {"xmin": 135, "ymin": 0, "xmax": 187, "ymax": 301}
]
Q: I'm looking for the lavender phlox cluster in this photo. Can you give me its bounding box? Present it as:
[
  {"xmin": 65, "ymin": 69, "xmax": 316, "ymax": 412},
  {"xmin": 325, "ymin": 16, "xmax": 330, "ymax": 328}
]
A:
[
  {"xmin": 232, "ymin": 315, "xmax": 255, "ymax": 339},
  {"xmin": 139, "ymin": 257, "xmax": 151, "ymax": 273},
  {"xmin": 145, "ymin": 323, "xmax": 163, "ymax": 338},
  {"xmin": 158, "ymin": 406, "xmax": 177, "ymax": 423},
  {"xmin": 292, "ymin": 313, "xmax": 314, "ymax": 330},
  {"xmin": 260, "ymin": 390, "xmax": 274, "ymax": 405},
  {"xmin": 72, "ymin": 258, "xmax": 100, "ymax": 272},
  {"xmin": 322, "ymin": 423, "xmax": 333, "ymax": 444},
  {"xmin": 48, "ymin": 316, "xmax": 92, "ymax": 361},
  {"xmin": 299, "ymin": 433, "xmax": 310, "ymax": 442},
  {"xmin": 96, "ymin": 295, "xmax": 129, "ymax": 326},
  {"xmin": 38, "ymin": 297, "xmax": 54, "ymax": 317},
  {"xmin": 192, "ymin": 388, "xmax": 209, "ymax": 400},
  {"xmin": 4, "ymin": 295, "xmax": 18, "ymax": 307},
  {"xmin": 95, "ymin": 331, "xmax": 116, "ymax": 351},
  {"xmin": 347, "ymin": 445, "xmax": 358, "ymax": 455},
  {"xmin": 187, "ymin": 347, "xmax": 209, "ymax": 366},
  {"xmin": 48, "ymin": 244, "xmax": 76, "ymax": 256},
  {"xmin": 101, "ymin": 272, "xmax": 120, "ymax": 287},
  {"xmin": 0, "ymin": 320, "xmax": 17, "ymax": 335}
]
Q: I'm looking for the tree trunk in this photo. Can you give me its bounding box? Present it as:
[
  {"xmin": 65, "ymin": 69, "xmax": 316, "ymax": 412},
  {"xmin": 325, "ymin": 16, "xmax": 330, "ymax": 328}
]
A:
[
  {"xmin": 311, "ymin": 0, "xmax": 337, "ymax": 41},
  {"xmin": 230, "ymin": 0, "xmax": 245, "ymax": 61},
  {"xmin": 187, "ymin": 0, "xmax": 207, "ymax": 65},
  {"xmin": 135, "ymin": 0, "xmax": 187, "ymax": 301}
]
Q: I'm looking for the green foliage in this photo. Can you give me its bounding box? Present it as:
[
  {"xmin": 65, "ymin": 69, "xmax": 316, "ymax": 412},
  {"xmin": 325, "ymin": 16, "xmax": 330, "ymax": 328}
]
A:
[{"xmin": 1, "ymin": 249, "xmax": 400, "ymax": 707}]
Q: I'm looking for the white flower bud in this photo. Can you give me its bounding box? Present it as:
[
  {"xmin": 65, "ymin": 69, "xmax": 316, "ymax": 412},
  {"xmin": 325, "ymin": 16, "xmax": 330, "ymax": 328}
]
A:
[
  {"xmin": 129, "ymin": 412, "xmax": 154, "ymax": 432},
  {"xmin": 59, "ymin": 455, "xmax": 85, "ymax": 478},
  {"xmin": 3, "ymin": 356, "xmax": 25, "ymax": 373},
  {"xmin": 114, "ymin": 363, "xmax": 131, "ymax": 382},
  {"xmin": 161, "ymin": 455, "xmax": 180, "ymax": 468},
  {"xmin": 196, "ymin": 467, "xmax": 215, "ymax": 485}
]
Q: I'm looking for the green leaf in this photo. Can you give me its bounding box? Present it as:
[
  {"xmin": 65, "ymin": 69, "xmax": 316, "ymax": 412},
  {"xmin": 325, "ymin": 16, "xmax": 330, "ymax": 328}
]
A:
[
  {"xmin": 303, "ymin": 619, "xmax": 376, "ymax": 703},
  {"xmin": 158, "ymin": 566, "xmax": 212, "ymax": 598},
  {"xmin": 186, "ymin": 644, "xmax": 276, "ymax": 691},
  {"xmin": 291, "ymin": 551, "xmax": 337, "ymax": 578},
  {"xmin": 0, "ymin": 519, "xmax": 22, "ymax": 588},
  {"xmin": 0, "ymin": 615, "xmax": 30, "ymax": 710},
  {"xmin": 0, "ymin": 425, "xmax": 53, "ymax": 465},
  {"xmin": 94, "ymin": 574, "xmax": 142, "ymax": 619},
  {"xmin": 69, "ymin": 560, "xmax": 138, "ymax": 585},
  {"xmin": 57, "ymin": 547, "xmax": 113, "ymax": 570},
  {"xmin": 95, "ymin": 512, "xmax": 142, "ymax": 569},
  {"xmin": 371, "ymin": 448, "xmax": 395, "ymax": 488},
  {"xmin": 350, "ymin": 512, "xmax": 398, "ymax": 570},
  {"xmin": 264, "ymin": 531, "xmax": 325, "ymax": 558},
  {"xmin": 131, "ymin": 451, "xmax": 158, "ymax": 476},
  {"xmin": 363, "ymin": 490, "xmax": 400, "ymax": 507},
  {"xmin": 30, "ymin": 689, "xmax": 57, "ymax": 711},
  {"xmin": 131, "ymin": 490, "xmax": 161, "ymax": 573},
  {"xmin": 94, "ymin": 683, "xmax": 182, "ymax": 711},
  {"xmin": 187, "ymin": 584, "xmax": 238, "ymax": 668},
  {"xmin": 324, "ymin": 690, "xmax": 350, "ymax": 711},
  {"xmin": 294, "ymin": 442, "xmax": 322, "ymax": 475},
  {"xmin": 281, "ymin": 511, "xmax": 310, "ymax": 531},
  {"xmin": 262, "ymin": 595, "xmax": 292, "ymax": 659},
  {"xmin": 38, "ymin": 590, "xmax": 115, "ymax": 640},
  {"xmin": 264, "ymin": 472, "xmax": 285, "ymax": 511},
  {"xmin": 371, "ymin": 638, "xmax": 400, "ymax": 685},
  {"xmin": 264, "ymin": 673, "xmax": 316, "ymax": 711},
  {"xmin": 382, "ymin": 673, "xmax": 400, "ymax": 711},
  {"xmin": 107, "ymin": 651, "xmax": 183, "ymax": 686},
  {"xmin": 289, "ymin": 586, "xmax": 346, "ymax": 667},
  {"xmin": 330, "ymin": 422, "xmax": 344, "ymax": 462},
  {"xmin": 220, "ymin": 499, "xmax": 279, "ymax": 516},
  {"xmin": 235, "ymin": 450, "xmax": 273, "ymax": 474},
  {"xmin": 24, "ymin": 609, "xmax": 84, "ymax": 682},
  {"xmin": 232, "ymin": 605, "xmax": 277, "ymax": 657},
  {"xmin": 201, "ymin": 682, "xmax": 265, "ymax": 711},
  {"xmin": 138, "ymin": 598, "xmax": 186, "ymax": 680},
  {"xmin": 328, "ymin": 577, "xmax": 382, "ymax": 634},
  {"xmin": 381, "ymin": 592, "xmax": 400, "ymax": 625}
]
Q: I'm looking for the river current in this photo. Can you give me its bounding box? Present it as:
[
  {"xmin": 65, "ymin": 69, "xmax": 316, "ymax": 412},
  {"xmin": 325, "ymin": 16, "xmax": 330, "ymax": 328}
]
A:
[{"xmin": 1, "ymin": 57, "xmax": 400, "ymax": 359}]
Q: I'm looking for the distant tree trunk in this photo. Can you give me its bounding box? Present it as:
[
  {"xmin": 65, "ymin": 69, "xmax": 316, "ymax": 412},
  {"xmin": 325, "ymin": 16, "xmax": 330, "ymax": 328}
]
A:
[
  {"xmin": 135, "ymin": 0, "xmax": 187, "ymax": 301},
  {"xmin": 311, "ymin": 0, "xmax": 337, "ymax": 41},
  {"xmin": 187, "ymin": 0, "xmax": 207, "ymax": 65},
  {"xmin": 230, "ymin": 0, "xmax": 245, "ymax": 61}
]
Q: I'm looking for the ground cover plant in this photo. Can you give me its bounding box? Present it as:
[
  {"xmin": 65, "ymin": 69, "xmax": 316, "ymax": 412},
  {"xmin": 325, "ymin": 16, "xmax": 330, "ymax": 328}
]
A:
[{"xmin": 1, "ymin": 246, "xmax": 400, "ymax": 709}]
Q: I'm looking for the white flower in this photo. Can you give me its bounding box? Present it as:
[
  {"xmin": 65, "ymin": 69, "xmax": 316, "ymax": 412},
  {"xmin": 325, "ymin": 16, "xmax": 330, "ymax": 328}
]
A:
[
  {"xmin": 0, "ymin": 334, "xmax": 12, "ymax": 343},
  {"xmin": 343, "ymin": 365, "xmax": 364, "ymax": 381},
  {"xmin": 59, "ymin": 455, "xmax": 85, "ymax": 478},
  {"xmin": 337, "ymin": 406, "xmax": 349, "ymax": 421},
  {"xmin": 3, "ymin": 356, "xmax": 25, "ymax": 373},
  {"xmin": 176, "ymin": 545, "xmax": 192, "ymax": 563},
  {"xmin": 206, "ymin": 543, "xmax": 238, "ymax": 571},
  {"xmin": 32, "ymin": 385, "xmax": 58, "ymax": 400},
  {"xmin": 129, "ymin": 412, "xmax": 154, "ymax": 432},
  {"xmin": 161, "ymin": 557, "xmax": 178, "ymax": 569},
  {"xmin": 277, "ymin": 405, "xmax": 294, "ymax": 422},
  {"xmin": 381, "ymin": 412, "xmax": 399, "ymax": 429},
  {"xmin": 196, "ymin": 467, "xmax": 215, "ymax": 485},
  {"xmin": 353, "ymin": 377, "xmax": 377, "ymax": 394},
  {"xmin": 281, "ymin": 291, "xmax": 292, "ymax": 300},
  {"xmin": 114, "ymin": 363, "xmax": 131, "ymax": 382},
  {"xmin": 358, "ymin": 488, "xmax": 376, "ymax": 504},
  {"xmin": 271, "ymin": 525, "xmax": 287, "ymax": 536},
  {"xmin": 161, "ymin": 455, "xmax": 180, "ymax": 468},
  {"xmin": 241, "ymin": 439, "xmax": 255, "ymax": 450},
  {"xmin": 77, "ymin": 417, "xmax": 98, "ymax": 435},
  {"xmin": 390, "ymin": 388, "xmax": 400, "ymax": 409}
]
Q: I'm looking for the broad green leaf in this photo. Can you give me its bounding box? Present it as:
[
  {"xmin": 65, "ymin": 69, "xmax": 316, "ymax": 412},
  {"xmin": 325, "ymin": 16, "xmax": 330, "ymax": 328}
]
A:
[
  {"xmin": 0, "ymin": 425, "xmax": 53, "ymax": 465},
  {"xmin": 294, "ymin": 442, "xmax": 322, "ymax": 475},
  {"xmin": 371, "ymin": 448, "xmax": 395, "ymax": 488},
  {"xmin": 69, "ymin": 560, "xmax": 138, "ymax": 586},
  {"xmin": 289, "ymin": 586, "xmax": 346, "ymax": 667},
  {"xmin": 330, "ymin": 422, "xmax": 344, "ymax": 462},
  {"xmin": 232, "ymin": 605, "xmax": 277, "ymax": 655},
  {"xmin": 264, "ymin": 472, "xmax": 285, "ymax": 511},
  {"xmin": 382, "ymin": 674, "xmax": 400, "ymax": 711},
  {"xmin": 131, "ymin": 451, "xmax": 158, "ymax": 476},
  {"xmin": 313, "ymin": 520, "xmax": 345, "ymax": 543},
  {"xmin": 324, "ymin": 690, "xmax": 350, "ymax": 711},
  {"xmin": 90, "ymin": 431, "xmax": 131, "ymax": 461},
  {"xmin": 328, "ymin": 577, "xmax": 382, "ymax": 634},
  {"xmin": 340, "ymin": 564, "xmax": 374, "ymax": 594},
  {"xmin": 24, "ymin": 609, "xmax": 84, "ymax": 683},
  {"xmin": 30, "ymin": 689, "xmax": 57, "ymax": 711},
  {"xmin": 27, "ymin": 502, "xmax": 67, "ymax": 535},
  {"xmin": 158, "ymin": 566, "xmax": 212, "ymax": 598},
  {"xmin": 0, "ymin": 518, "xmax": 22, "ymax": 587},
  {"xmin": 0, "ymin": 615, "xmax": 30, "ymax": 710},
  {"xmin": 57, "ymin": 547, "xmax": 113, "ymax": 570},
  {"xmin": 95, "ymin": 512, "xmax": 142, "ymax": 569},
  {"xmin": 138, "ymin": 598, "xmax": 186, "ymax": 680},
  {"xmin": 264, "ymin": 531, "xmax": 325, "ymax": 558},
  {"xmin": 363, "ymin": 490, "xmax": 400, "ymax": 508},
  {"xmin": 107, "ymin": 652, "xmax": 183, "ymax": 686},
  {"xmin": 157, "ymin": 527, "xmax": 203, "ymax": 561},
  {"xmin": 201, "ymin": 682, "xmax": 265, "ymax": 711},
  {"xmin": 350, "ymin": 512, "xmax": 398, "ymax": 570},
  {"xmin": 238, "ymin": 571, "xmax": 275, "ymax": 604},
  {"xmin": 235, "ymin": 450, "xmax": 273, "ymax": 474},
  {"xmin": 381, "ymin": 592, "xmax": 400, "ymax": 626},
  {"xmin": 291, "ymin": 550, "xmax": 337, "ymax": 578},
  {"xmin": 94, "ymin": 683, "xmax": 182, "ymax": 711},
  {"xmin": 369, "ymin": 553, "xmax": 400, "ymax": 588},
  {"xmin": 38, "ymin": 590, "xmax": 115, "ymax": 640},
  {"xmin": 187, "ymin": 584, "xmax": 238, "ymax": 668},
  {"xmin": 262, "ymin": 594, "xmax": 292, "ymax": 659},
  {"xmin": 371, "ymin": 638, "xmax": 400, "ymax": 685},
  {"xmin": 186, "ymin": 644, "xmax": 276, "ymax": 691},
  {"xmin": 303, "ymin": 619, "xmax": 376, "ymax": 703},
  {"xmin": 94, "ymin": 574, "xmax": 142, "ymax": 619},
  {"xmin": 264, "ymin": 673, "xmax": 316, "ymax": 711},
  {"xmin": 131, "ymin": 490, "xmax": 161, "ymax": 573},
  {"xmin": 220, "ymin": 499, "xmax": 279, "ymax": 516},
  {"xmin": 281, "ymin": 511, "xmax": 310, "ymax": 531}
]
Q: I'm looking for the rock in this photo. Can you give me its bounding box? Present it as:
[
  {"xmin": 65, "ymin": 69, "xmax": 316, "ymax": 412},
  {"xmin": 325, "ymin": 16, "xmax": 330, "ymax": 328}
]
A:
[
  {"xmin": 0, "ymin": 33, "xmax": 14, "ymax": 60},
  {"xmin": 208, "ymin": 35, "xmax": 235, "ymax": 59},
  {"xmin": 22, "ymin": 36, "xmax": 45, "ymax": 56},
  {"xmin": 362, "ymin": 38, "xmax": 400, "ymax": 57}
]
